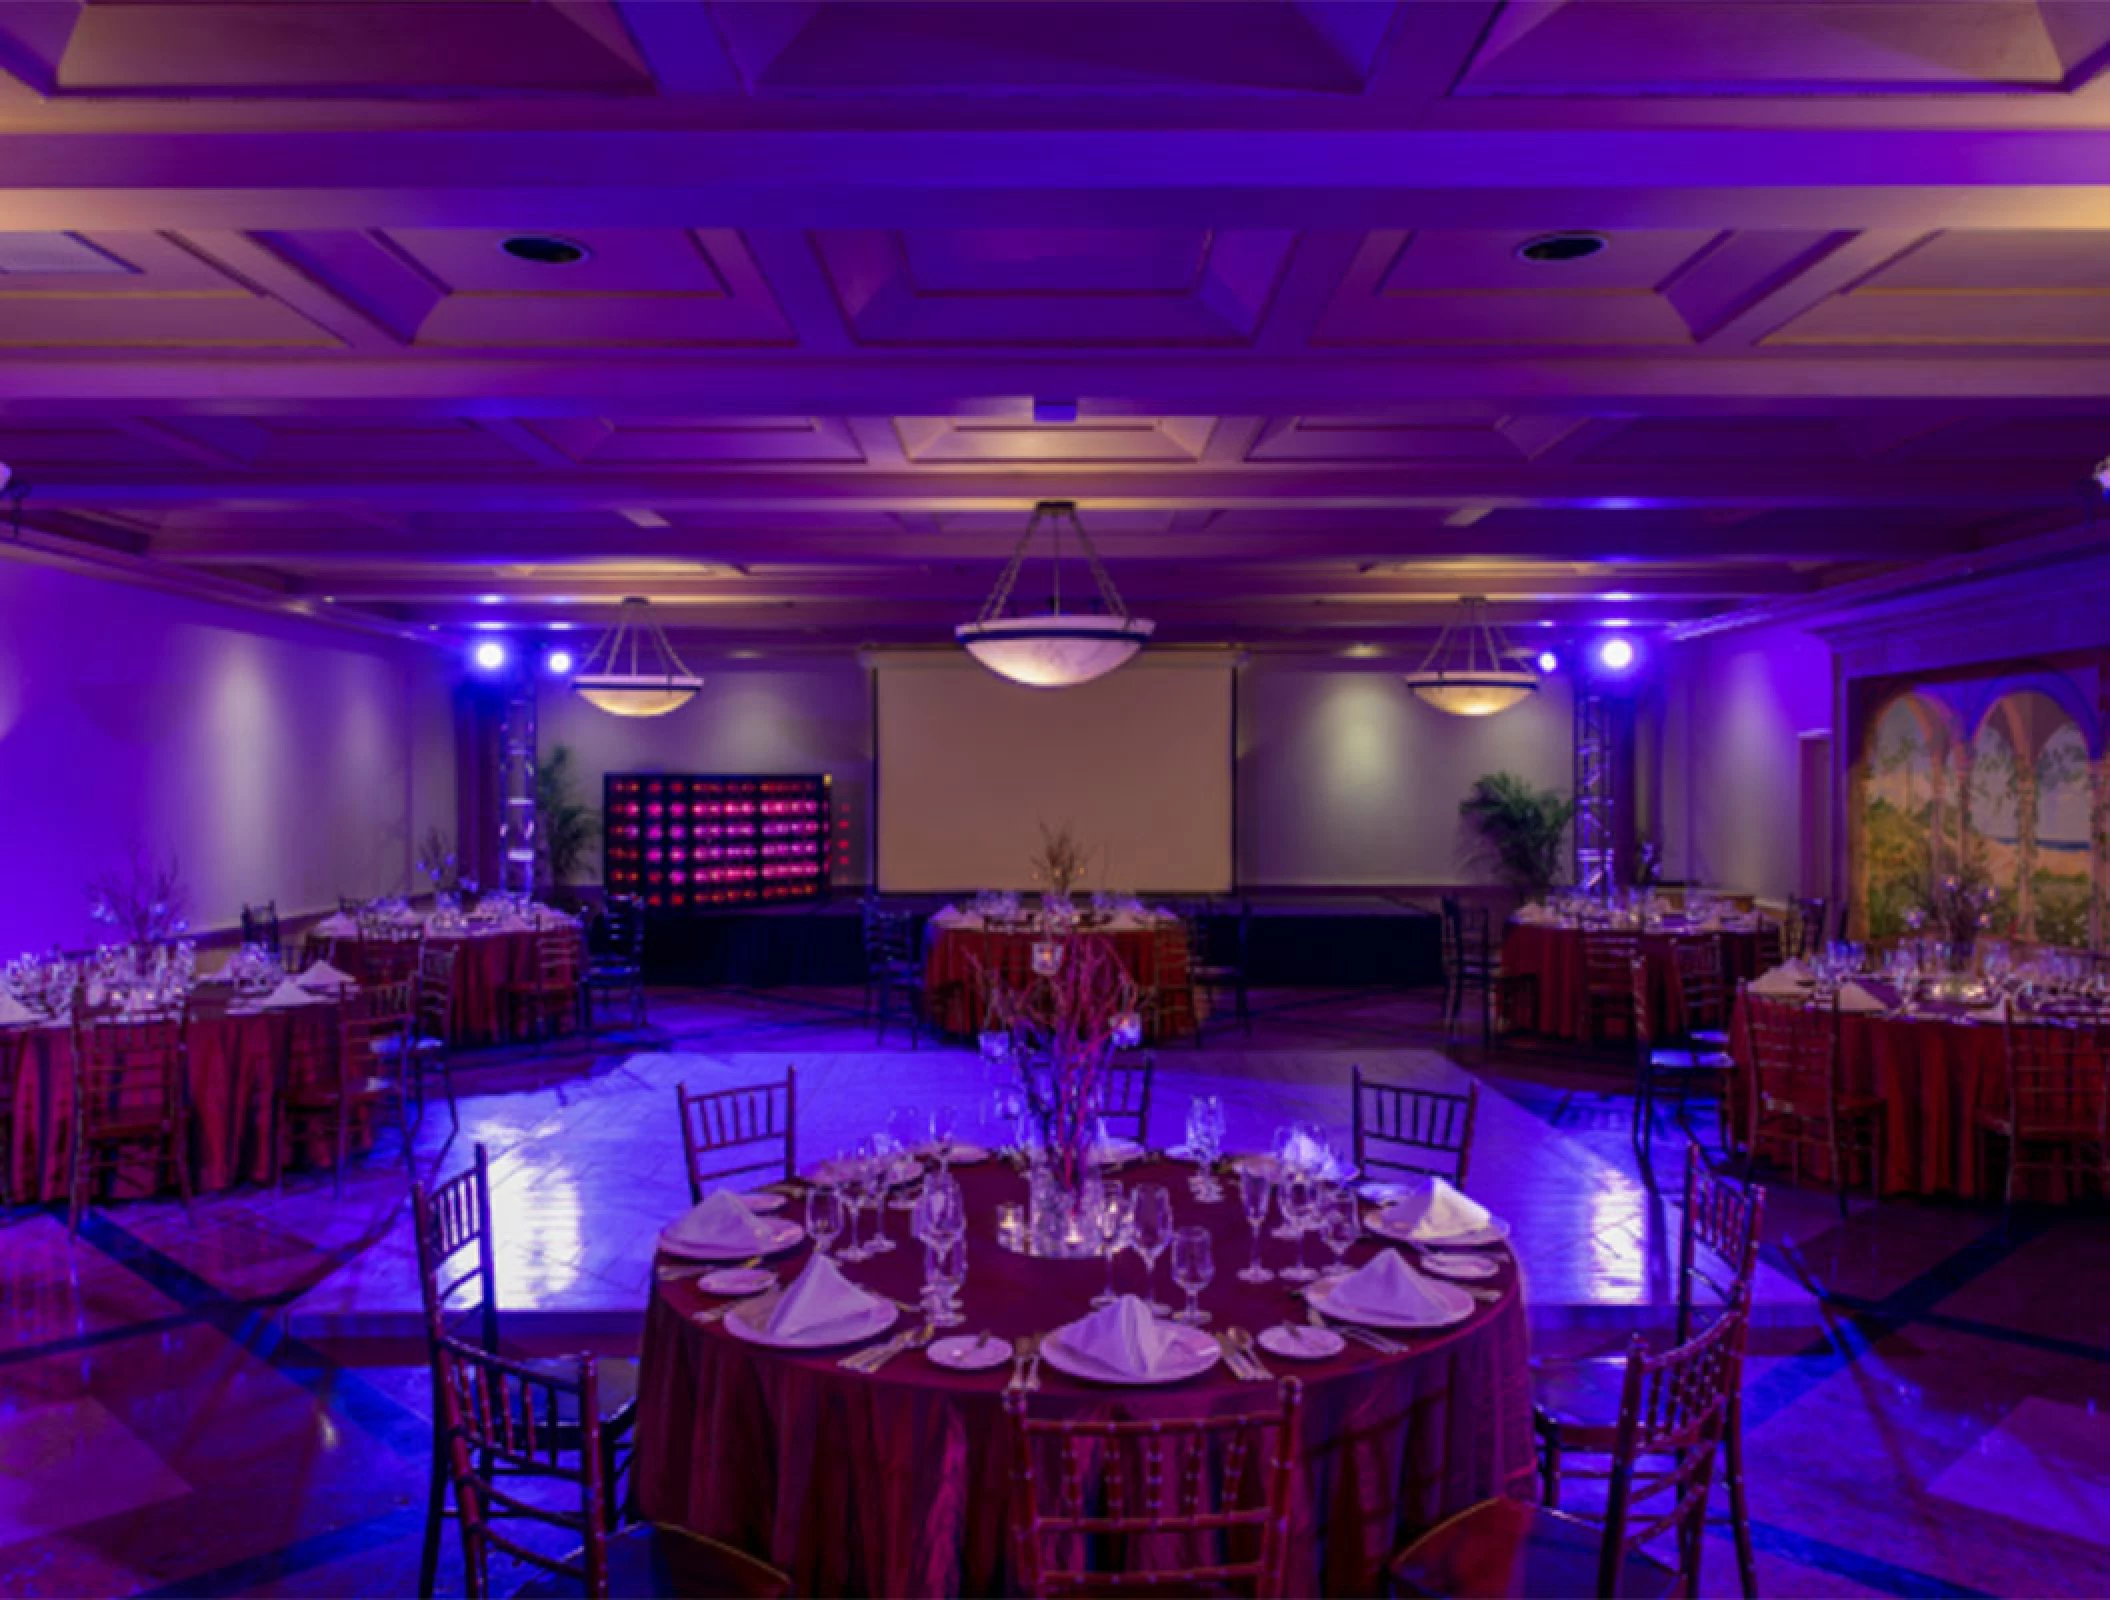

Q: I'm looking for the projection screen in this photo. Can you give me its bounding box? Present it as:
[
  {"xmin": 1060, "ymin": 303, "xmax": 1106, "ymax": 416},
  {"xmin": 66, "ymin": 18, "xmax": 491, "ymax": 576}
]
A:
[{"xmin": 873, "ymin": 655, "xmax": 1234, "ymax": 894}]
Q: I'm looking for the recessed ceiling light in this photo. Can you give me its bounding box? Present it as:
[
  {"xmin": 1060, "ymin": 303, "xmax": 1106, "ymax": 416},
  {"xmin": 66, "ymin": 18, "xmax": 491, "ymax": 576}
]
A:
[
  {"xmin": 500, "ymin": 234, "xmax": 589, "ymax": 266},
  {"xmin": 1517, "ymin": 232, "xmax": 1608, "ymax": 264}
]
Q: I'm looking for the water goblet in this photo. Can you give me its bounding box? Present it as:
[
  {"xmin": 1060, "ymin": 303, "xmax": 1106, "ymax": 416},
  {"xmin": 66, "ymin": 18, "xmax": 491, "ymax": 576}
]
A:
[
  {"xmin": 1278, "ymin": 1172, "xmax": 1320, "ymax": 1284},
  {"xmin": 1237, "ymin": 1163, "xmax": 1276, "ymax": 1284},
  {"xmin": 1170, "ymin": 1226, "xmax": 1214, "ymax": 1326},
  {"xmin": 1130, "ymin": 1184, "xmax": 1174, "ymax": 1315},
  {"xmin": 861, "ymin": 1138, "xmax": 899, "ymax": 1254},
  {"xmin": 1319, "ymin": 1191, "xmax": 1361, "ymax": 1278},
  {"xmin": 925, "ymin": 1235, "xmax": 968, "ymax": 1327},
  {"xmin": 930, "ymin": 1103, "xmax": 960, "ymax": 1167},
  {"xmin": 834, "ymin": 1150, "xmax": 871, "ymax": 1262},
  {"xmin": 1097, "ymin": 1182, "xmax": 1130, "ymax": 1308},
  {"xmin": 806, "ymin": 1186, "xmax": 844, "ymax": 1259}
]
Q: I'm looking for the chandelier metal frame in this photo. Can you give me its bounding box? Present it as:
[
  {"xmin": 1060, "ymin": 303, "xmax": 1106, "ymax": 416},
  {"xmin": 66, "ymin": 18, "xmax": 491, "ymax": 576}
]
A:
[
  {"xmin": 571, "ymin": 596, "xmax": 704, "ymax": 718},
  {"xmin": 1403, "ymin": 595, "xmax": 1541, "ymax": 717},
  {"xmin": 954, "ymin": 499, "xmax": 1155, "ymax": 689}
]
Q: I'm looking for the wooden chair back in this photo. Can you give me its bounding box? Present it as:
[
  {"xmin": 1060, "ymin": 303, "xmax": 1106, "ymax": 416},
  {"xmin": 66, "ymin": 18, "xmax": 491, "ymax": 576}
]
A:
[
  {"xmin": 413, "ymin": 943, "xmax": 458, "ymax": 1042},
  {"xmin": 1351, "ymin": 1066, "xmax": 1478, "ymax": 1189},
  {"xmin": 1629, "ymin": 954, "xmax": 1654, "ymax": 1057},
  {"xmin": 1669, "ymin": 936, "xmax": 1729, "ymax": 1035},
  {"xmin": 593, "ymin": 895, "xmax": 646, "ymax": 965},
  {"xmin": 1094, "ymin": 1051, "xmax": 1155, "ymax": 1146},
  {"xmin": 354, "ymin": 923, "xmax": 423, "ymax": 985},
  {"xmin": 1444, "ymin": 898, "xmax": 1496, "ymax": 981},
  {"xmin": 431, "ymin": 1334, "xmax": 609, "ymax": 1599},
  {"xmin": 531, "ymin": 927, "xmax": 582, "ymax": 991},
  {"xmin": 1584, "ymin": 931, "xmax": 1642, "ymax": 1001},
  {"xmin": 74, "ymin": 1013, "xmax": 187, "ymax": 1145},
  {"xmin": 677, "ymin": 1069, "xmax": 797, "ymax": 1202},
  {"xmin": 1676, "ymin": 1143, "xmax": 1765, "ymax": 1346},
  {"xmin": 1739, "ymin": 990, "xmax": 1840, "ymax": 1125},
  {"xmin": 1752, "ymin": 920, "xmax": 1785, "ymax": 972},
  {"xmin": 1004, "ymin": 1378, "xmax": 1303, "ymax": 1599},
  {"xmin": 2001, "ymin": 1018, "xmax": 2110, "ymax": 1151},
  {"xmin": 341, "ymin": 980, "xmax": 415, "ymax": 1093},
  {"xmin": 1787, "ymin": 897, "xmax": 1830, "ymax": 961},
  {"xmin": 1599, "ymin": 1294, "xmax": 1750, "ymax": 1596},
  {"xmin": 240, "ymin": 900, "xmax": 282, "ymax": 958},
  {"xmin": 413, "ymin": 1144, "xmax": 501, "ymax": 1353}
]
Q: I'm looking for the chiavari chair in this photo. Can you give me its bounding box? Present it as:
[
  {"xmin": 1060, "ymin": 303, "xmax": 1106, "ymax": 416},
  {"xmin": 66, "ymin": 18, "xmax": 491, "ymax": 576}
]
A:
[
  {"xmin": 281, "ymin": 979, "xmax": 414, "ymax": 1196},
  {"xmin": 1351, "ymin": 1065, "xmax": 1478, "ymax": 1189},
  {"xmin": 1143, "ymin": 916, "xmax": 1198, "ymax": 1043},
  {"xmin": 1739, "ymin": 987, "xmax": 1883, "ymax": 1217},
  {"xmin": 1188, "ymin": 898, "xmax": 1252, "ymax": 1039},
  {"xmin": 354, "ymin": 919, "xmax": 424, "ymax": 985},
  {"xmin": 1786, "ymin": 896, "xmax": 1830, "ymax": 961},
  {"xmin": 1752, "ymin": 918, "xmax": 1785, "ymax": 973},
  {"xmin": 1979, "ymin": 1017, "xmax": 2110, "ymax": 1225},
  {"xmin": 863, "ymin": 905, "xmax": 927, "ymax": 1047},
  {"xmin": 379, "ymin": 942, "xmax": 460, "ymax": 1131},
  {"xmin": 1394, "ymin": 1289, "xmax": 1749, "ymax": 1600},
  {"xmin": 1093, "ymin": 1050, "xmax": 1156, "ymax": 1147},
  {"xmin": 1441, "ymin": 897, "xmax": 1509, "ymax": 1051},
  {"xmin": 430, "ymin": 1334, "xmax": 784, "ymax": 1600},
  {"xmin": 1635, "ymin": 956, "xmax": 1737, "ymax": 1158},
  {"xmin": 239, "ymin": 899, "xmax": 284, "ymax": 964},
  {"xmin": 67, "ymin": 1010, "xmax": 192, "ymax": 1234},
  {"xmin": 1004, "ymin": 1378, "xmax": 1303, "ymax": 1599},
  {"xmin": 675, "ymin": 1069, "xmax": 797, "ymax": 1203},
  {"xmin": 414, "ymin": 1146, "xmax": 645, "ymax": 1598},
  {"xmin": 1536, "ymin": 1143, "xmax": 1766, "ymax": 1599},
  {"xmin": 1582, "ymin": 930, "xmax": 1642, "ymax": 1046},
  {"xmin": 503, "ymin": 927, "xmax": 584, "ymax": 1044},
  {"xmin": 583, "ymin": 894, "xmax": 648, "ymax": 1030}
]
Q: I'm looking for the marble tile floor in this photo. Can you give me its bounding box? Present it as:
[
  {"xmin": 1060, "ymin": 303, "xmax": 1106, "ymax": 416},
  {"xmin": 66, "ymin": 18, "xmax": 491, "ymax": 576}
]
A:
[{"xmin": 2, "ymin": 984, "xmax": 2107, "ymax": 1598}]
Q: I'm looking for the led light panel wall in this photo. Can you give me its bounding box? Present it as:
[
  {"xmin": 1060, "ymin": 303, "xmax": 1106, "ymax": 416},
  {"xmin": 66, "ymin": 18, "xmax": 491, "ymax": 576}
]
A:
[{"xmin": 603, "ymin": 773, "xmax": 832, "ymax": 910}]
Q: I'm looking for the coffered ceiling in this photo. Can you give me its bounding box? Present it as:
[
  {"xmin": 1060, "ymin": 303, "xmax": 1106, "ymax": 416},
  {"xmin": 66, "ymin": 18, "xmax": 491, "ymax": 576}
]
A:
[{"xmin": 2, "ymin": 0, "xmax": 2110, "ymax": 652}]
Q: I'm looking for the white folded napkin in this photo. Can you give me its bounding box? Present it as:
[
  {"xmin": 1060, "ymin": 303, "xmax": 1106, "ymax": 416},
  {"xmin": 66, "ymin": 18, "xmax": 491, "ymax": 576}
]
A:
[
  {"xmin": 1056, "ymin": 1295, "xmax": 1177, "ymax": 1379},
  {"xmin": 1836, "ymin": 981, "xmax": 1888, "ymax": 1015},
  {"xmin": 0, "ymin": 991, "xmax": 35, "ymax": 1025},
  {"xmin": 317, "ymin": 913, "xmax": 358, "ymax": 937},
  {"xmin": 1750, "ymin": 960, "xmax": 1813, "ymax": 997},
  {"xmin": 760, "ymin": 1253, "xmax": 883, "ymax": 1342},
  {"xmin": 1969, "ymin": 996, "xmax": 2009, "ymax": 1024},
  {"xmin": 1377, "ymin": 1176, "xmax": 1494, "ymax": 1242},
  {"xmin": 932, "ymin": 904, "xmax": 962, "ymax": 925},
  {"xmin": 1324, "ymin": 1249, "xmax": 1457, "ymax": 1322},
  {"xmin": 297, "ymin": 960, "xmax": 357, "ymax": 992},
  {"xmin": 258, "ymin": 978, "xmax": 326, "ymax": 1010},
  {"xmin": 667, "ymin": 1190, "xmax": 776, "ymax": 1253}
]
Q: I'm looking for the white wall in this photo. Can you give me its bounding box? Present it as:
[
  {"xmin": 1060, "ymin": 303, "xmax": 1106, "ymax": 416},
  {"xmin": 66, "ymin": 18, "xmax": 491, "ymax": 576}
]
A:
[
  {"xmin": 1663, "ymin": 619, "xmax": 1833, "ymax": 899},
  {"xmin": 536, "ymin": 659, "xmax": 872, "ymax": 887},
  {"xmin": 0, "ymin": 557, "xmax": 457, "ymax": 950},
  {"xmin": 1236, "ymin": 661, "xmax": 1576, "ymax": 887}
]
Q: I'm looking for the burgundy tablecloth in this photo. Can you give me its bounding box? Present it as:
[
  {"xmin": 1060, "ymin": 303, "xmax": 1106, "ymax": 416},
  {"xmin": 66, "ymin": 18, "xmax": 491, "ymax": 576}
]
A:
[
  {"xmin": 633, "ymin": 1158, "xmax": 1534, "ymax": 1596},
  {"xmin": 924, "ymin": 924, "xmax": 1196, "ymax": 1042},
  {"xmin": 1726, "ymin": 990, "xmax": 2090, "ymax": 1201},
  {"xmin": 1504, "ymin": 923, "xmax": 1765, "ymax": 1040},
  {"xmin": 328, "ymin": 928, "xmax": 581, "ymax": 1048},
  {"xmin": 8, "ymin": 991, "xmax": 352, "ymax": 1203}
]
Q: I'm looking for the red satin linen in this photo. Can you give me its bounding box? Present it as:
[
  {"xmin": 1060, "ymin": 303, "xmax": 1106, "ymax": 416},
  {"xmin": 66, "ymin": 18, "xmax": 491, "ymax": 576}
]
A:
[
  {"xmin": 1503, "ymin": 924, "xmax": 1764, "ymax": 1041},
  {"xmin": 331, "ymin": 928, "xmax": 581, "ymax": 1048},
  {"xmin": 8, "ymin": 991, "xmax": 352, "ymax": 1203},
  {"xmin": 924, "ymin": 927, "xmax": 1196, "ymax": 1042},
  {"xmin": 632, "ymin": 1158, "xmax": 1534, "ymax": 1596}
]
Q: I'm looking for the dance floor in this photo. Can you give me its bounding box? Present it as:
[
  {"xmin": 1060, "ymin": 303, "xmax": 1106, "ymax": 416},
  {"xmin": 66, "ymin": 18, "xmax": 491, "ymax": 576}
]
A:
[{"xmin": 3, "ymin": 987, "xmax": 2108, "ymax": 1597}]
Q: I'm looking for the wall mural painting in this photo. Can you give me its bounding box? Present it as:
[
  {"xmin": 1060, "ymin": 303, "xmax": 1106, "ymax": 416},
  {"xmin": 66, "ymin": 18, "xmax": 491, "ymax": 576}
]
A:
[{"xmin": 1851, "ymin": 658, "xmax": 2109, "ymax": 948}]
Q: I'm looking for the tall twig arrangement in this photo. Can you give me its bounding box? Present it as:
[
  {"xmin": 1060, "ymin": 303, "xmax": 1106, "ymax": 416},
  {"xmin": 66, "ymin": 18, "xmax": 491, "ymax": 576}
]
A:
[
  {"xmin": 1028, "ymin": 819, "xmax": 1092, "ymax": 898},
  {"xmin": 85, "ymin": 845, "xmax": 190, "ymax": 946}
]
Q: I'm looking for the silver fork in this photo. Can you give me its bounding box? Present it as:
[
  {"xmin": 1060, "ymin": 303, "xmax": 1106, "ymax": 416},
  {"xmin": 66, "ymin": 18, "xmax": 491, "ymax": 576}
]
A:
[
  {"xmin": 1307, "ymin": 1304, "xmax": 1402, "ymax": 1356},
  {"xmin": 1230, "ymin": 1327, "xmax": 1276, "ymax": 1379},
  {"xmin": 848, "ymin": 1322, "xmax": 934, "ymax": 1374},
  {"xmin": 1007, "ymin": 1334, "xmax": 1040, "ymax": 1394}
]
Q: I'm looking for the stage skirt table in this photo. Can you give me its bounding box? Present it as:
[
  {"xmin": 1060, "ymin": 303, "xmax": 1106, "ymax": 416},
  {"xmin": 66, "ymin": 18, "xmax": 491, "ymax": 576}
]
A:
[
  {"xmin": 1504, "ymin": 922, "xmax": 1765, "ymax": 1040},
  {"xmin": 8, "ymin": 991, "xmax": 353, "ymax": 1204},
  {"xmin": 923, "ymin": 918, "xmax": 1197, "ymax": 1042},
  {"xmin": 633, "ymin": 1157, "xmax": 1534, "ymax": 1596},
  {"xmin": 324, "ymin": 926, "xmax": 582, "ymax": 1048},
  {"xmin": 1728, "ymin": 987, "xmax": 2107, "ymax": 1202}
]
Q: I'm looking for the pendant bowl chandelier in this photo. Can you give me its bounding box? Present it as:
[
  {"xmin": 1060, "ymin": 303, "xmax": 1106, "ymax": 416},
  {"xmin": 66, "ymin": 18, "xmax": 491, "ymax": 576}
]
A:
[
  {"xmin": 955, "ymin": 499, "xmax": 1154, "ymax": 689},
  {"xmin": 1404, "ymin": 595, "xmax": 1540, "ymax": 717},
  {"xmin": 572, "ymin": 597, "xmax": 703, "ymax": 718}
]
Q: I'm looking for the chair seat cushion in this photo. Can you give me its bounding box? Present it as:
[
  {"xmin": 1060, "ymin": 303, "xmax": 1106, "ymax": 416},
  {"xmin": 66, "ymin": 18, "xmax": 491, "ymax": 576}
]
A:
[
  {"xmin": 1388, "ymin": 1498, "xmax": 1677, "ymax": 1600},
  {"xmin": 515, "ymin": 1522, "xmax": 790, "ymax": 1600}
]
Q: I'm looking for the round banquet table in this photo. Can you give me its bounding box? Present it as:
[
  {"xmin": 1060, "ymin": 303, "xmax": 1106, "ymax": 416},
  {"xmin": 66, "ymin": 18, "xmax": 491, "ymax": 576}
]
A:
[
  {"xmin": 7, "ymin": 988, "xmax": 353, "ymax": 1204},
  {"xmin": 1504, "ymin": 921, "xmax": 1766, "ymax": 1041},
  {"xmin": 1729, "ymin": 984, "xmax": 2107, "ymax": 1202},
  {"xmin": 325, "ymin": 924, "xmax": 583, "ymax": 1048},
  {"xmin": 924, "ymin": 919, "xmax": 1197, "ymax": 1042},
  {"xmin": 633, "ymin": 1157, "xmax": 1534, "ymax": 1596}
]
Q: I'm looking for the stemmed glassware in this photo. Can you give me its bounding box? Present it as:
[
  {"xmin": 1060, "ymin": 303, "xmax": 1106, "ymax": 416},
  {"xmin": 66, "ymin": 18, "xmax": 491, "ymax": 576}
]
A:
[
  {"xmin": 914, "ymin": 1173, "xmax": 968, "ymax": 1325},
  {"xmin": 1319, "ymin": 1191, "xmax": 1361, "ymax": 1277},
  {"xmin": 1091, "ymin": 1181, "xmax": 1131, "ymax": 1309},
  {"xmin": 806, "ymin": 1186, "xmax": 844, "ymax": 1259},
  {"xmin": 833, "ymin": 1150, "xmax": 870, "ymax": 1262},
  {"xmin": 1237, "ymin": 1162, "xmax": 1276, "ymax": 1284},
  {"xmin": 1278, "ymin": 1171, "xmax": 1320, "ymax": 1284},
  {"xmin": 1184, "ymin": 1097, "xmax": 1226, "ymax": 1201},
  {"xmin": 861, "ymin": 1137, "xmax": 899, "ymax": 1253},
  {"xmin": 1129, "ymin": 1183, "xmax": 1174, "ymax": 1315},
  {"xmin": 1170, "ymin": 1226, "xmax": 1214, "ymax": 1325},
  {"xmin": 929, "ymin": 1104, "xmax": 960, "ymax": 1168}
]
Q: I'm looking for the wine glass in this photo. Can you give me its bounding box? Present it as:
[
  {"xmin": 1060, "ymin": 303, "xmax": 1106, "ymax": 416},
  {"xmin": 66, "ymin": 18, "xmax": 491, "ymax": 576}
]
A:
[
  {"xmin": 930, "ymin": 1103, "xmax": 960, "ymax": 1167},
  {"xmin": 1130, "ymin": 1184, "xmax": 1174, "ymax": 1315},
  {"xmin": 1237, "ymin": 1163, "xmax": 1276, "ymax": 1284},
  {"xmin": 1278, "ymin": 1172, "xmax": 1320, "ymax": 1284},
  {"xmin": 834, "ymin": 1150, "xmax": 870, "ymax": 1262},
  {"xmin": 925, "ymin": 1234, "xmax": 967, "ymax": 1327},
  {"xmin": 1319, "ymin": 1191, "xmax": 1361, "ymax": 1278},
  {"xmin": 806, "ymin": 1186, "xmax": 844, "ymax": 1258},
  {"xmin": 861, "ymin": 1138, "xmax": 898, "ymax": 1253},
  {"xmin": 1185, "ymin": 1097, "xmax": 1226, "ymax": 1200},
  {"xmin": 1170, "ymin": 1226, "xmax": 1214, "ymax": 1326},
  {"xmin": 1091, "ymin": 1181, "xmax": 1131, "ymax": 1309}
]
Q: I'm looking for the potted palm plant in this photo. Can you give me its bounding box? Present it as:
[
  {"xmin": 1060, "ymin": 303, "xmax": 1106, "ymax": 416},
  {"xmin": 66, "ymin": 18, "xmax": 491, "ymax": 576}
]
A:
[{"xmin": 1459, "ymin": 773, "xmax": 1574, "ymax": 902}]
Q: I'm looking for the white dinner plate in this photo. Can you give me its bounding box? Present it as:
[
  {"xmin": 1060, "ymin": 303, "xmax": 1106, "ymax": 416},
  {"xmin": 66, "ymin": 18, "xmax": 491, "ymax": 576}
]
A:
[
  {"xmin": 1087, "ymin": 1138, "xmax": 1147, "ymax": 1168},
  {"xmin": 723, "ymin": 1296, "xmax": 897, "ymax": 1351},
  {"xmin": 657, "ymin": 1214, "xmax": 805, "ymax": 1262},
  {"xmin": 1258, "ymin": 1324, "xmax": 1346, "ymax": 1362},
  {"xmin": 1306, "ymin": 1270, "xmax": 1475, "ymax": 1330},
  {"xmin": 924, "ymin": 1143, "xmax": 991, "ymax": 1166},
  {"xmin": 1365, "ymin": 1208, "xmax": 1511, "ymax": 1251},
  {"xmin": 1039, "ymin": 1322, "xmax": 1221, "ymax": 1386},
  {"xmin": 738, "ymin": 1191, "xmax": 788, "ymax": 1214},
  {"xmin": 929, "ymin": 1334, "xmax": 1012, "ymax": 1371},
  {"xmin": 697, "ymin": 1266, "xmax": 777, "ymax": 1296},
  {"xmin": 1417, "ymin": 1252, "xmax": 1501, "ymax": 1282}
]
